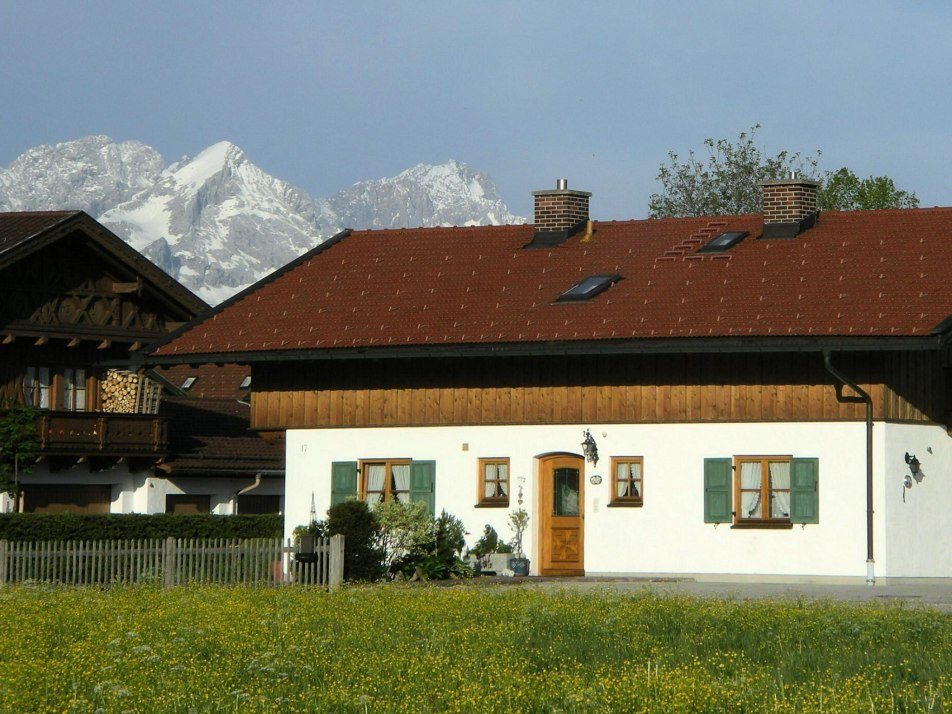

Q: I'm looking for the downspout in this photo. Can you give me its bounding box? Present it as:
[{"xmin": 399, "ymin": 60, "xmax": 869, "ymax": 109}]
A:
[
  {"xmin": 822, "ymin": 351, "xmax": 875, "ymax": 585},
  {"xmin": 234, "ymin": 473, "xmax": 263, "ymax": 514}
]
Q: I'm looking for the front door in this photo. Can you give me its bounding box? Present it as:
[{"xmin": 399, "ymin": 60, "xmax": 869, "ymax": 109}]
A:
[{"xmin": 539, "ymin": 455, "xmax": 584, "ymax": 576}]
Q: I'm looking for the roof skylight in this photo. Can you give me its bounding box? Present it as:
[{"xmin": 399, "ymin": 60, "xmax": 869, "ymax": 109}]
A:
[
  {"xmin": 698, "ymin": 231, "xmax": 748, "ymax": 253},
  {"xmin": 180, "ymin": 376, "xmax": 197, "ymax": 390},
  {"xmin": 556, "ymin": 274, "xmax": 621, "ymax": 302},
  {"xmin": 239, "ymin": 375, "xmax": 252, "ymax": 389}
]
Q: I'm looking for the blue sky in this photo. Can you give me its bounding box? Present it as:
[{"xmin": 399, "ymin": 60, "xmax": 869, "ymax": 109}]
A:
[{"xmin": 2, "ymin": 1, "xmax": 949, "ymax": 219}]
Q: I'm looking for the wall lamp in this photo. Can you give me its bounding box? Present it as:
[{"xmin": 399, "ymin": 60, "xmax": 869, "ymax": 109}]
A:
[
  {"xmin": 902, "ymin": 453, "xmax": 920, "ymax": 502},
  {"xmin": 904, "ymin": 452, "xmax": 920, "ymax": 476},
  {"xmin": 581, "ymin": 429, "xmax": 599, "ymax": 467}
]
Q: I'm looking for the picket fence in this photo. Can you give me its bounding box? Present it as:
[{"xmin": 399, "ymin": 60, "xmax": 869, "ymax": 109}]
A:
[{"xmin": 0, "ymin": 536, "xmax": 344, "ymax": 590}]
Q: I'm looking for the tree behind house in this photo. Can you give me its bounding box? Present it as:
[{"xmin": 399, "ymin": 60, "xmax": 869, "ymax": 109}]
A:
[
  {"xmin": 0, "ymin": 399, "xmax": 39, "ymax": 501},
  {"xmin": 648, "ymin": 125, "xmax": 917, "ymax": 217}
]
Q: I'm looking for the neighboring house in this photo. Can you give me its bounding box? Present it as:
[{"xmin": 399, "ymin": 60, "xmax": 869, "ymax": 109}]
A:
[
  {"xmin": 0, "ymin": 211, "xmax": 282, "ymax": 515},
  {"xmin": 157, "ymin": 396, "xmax": 284, "ymax": 515},
  {"xmin": 148, "ymin": 178, "xmax": 952, "ymax": 581}
]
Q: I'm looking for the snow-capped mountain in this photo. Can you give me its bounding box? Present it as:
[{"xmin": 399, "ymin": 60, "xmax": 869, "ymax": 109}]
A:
[
  {"xmin": 0, "ymin": 137, "xmax": 524, "ymax": 304},
  {"xmin": 0, "ymin": 136, "xmax": 164, "ymax": 217},
  {"xmin": 321, "ymin": 160, "xmax": 519, "ymax": 230}
]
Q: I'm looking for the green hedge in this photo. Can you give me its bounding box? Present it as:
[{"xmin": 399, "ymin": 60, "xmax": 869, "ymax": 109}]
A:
[{"xmin": 0, "ymin": 513, "xmax": 283, "ymax": 542}]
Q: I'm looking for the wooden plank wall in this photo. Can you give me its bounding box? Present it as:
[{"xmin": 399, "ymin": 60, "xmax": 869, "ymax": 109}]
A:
[{"xmin": 250, "ymin": 351, "xmax": 948, "ymax": 430}]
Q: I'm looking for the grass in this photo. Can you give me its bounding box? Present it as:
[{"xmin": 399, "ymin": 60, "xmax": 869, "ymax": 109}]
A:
[{"xmin": 0, "ymin": 583, "xmax": 949, "ymax": 712}]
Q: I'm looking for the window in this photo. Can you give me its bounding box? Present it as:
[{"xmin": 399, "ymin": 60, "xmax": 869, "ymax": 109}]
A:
[
  {"xmin": 697, "ymin": 231, "xmax": 748, "ymax": 253},
  {"xmin": 180, "ymin": 376, "xmax": 197, "ymax": 390},
  {"xmin": 237, "ymin": 494, "xmax": 281, "ymax": 514},
  {"xmin": 737, "ymin": 456, "xmax": 791, "ymax": 520},
  {"xmin": 166, "ymin": 494, "xmax": 211, "ymax": 514},
  {"xmin": 556, "ymin": 274, "xmax": 621, "ymax": 302},
  {"xmin": 24, "ymin": 367, "xmax": 50, "ymax": 409},
  {"xmin": 704, "ymin": 456, "xmax": 819, "ymax": 526},
  {"xmin": 478, "ymin": 458, "xmax": 509, "ymax": 506},
  {"xmin": 62, "ymin": 368, "xmax": 87, "ymax": 411},
  {"xmin": 610, "ymin": 457, "xmax": 643, "ymax": 506},
  {"xmin": 361, "ymin": 459, "xmax": 411, "ymax": 505},
  {"xmin": 331, "ymin": 460, "xmax": 435, "ymax": 514}
]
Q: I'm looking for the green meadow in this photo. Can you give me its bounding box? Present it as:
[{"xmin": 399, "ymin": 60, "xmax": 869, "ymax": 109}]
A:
[{"xmin": 1, "ymin": 584, "xmax": 949, "ymax": 713}]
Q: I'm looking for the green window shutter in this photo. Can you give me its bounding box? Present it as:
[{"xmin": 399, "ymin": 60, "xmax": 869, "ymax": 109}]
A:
[
  {"xmin": 409, "ymin": 460, "xmax": 436, "ymax": 515},
  {"xmin": 789, "ymin": 458, "xmax": 819, "ymax": 524},
  {"xmin": 704, "ymin": 458, "xmax": 733, "ymax": 523},
  {"xmin": 330, "ymin": 461, "xmax": 358, "ymax": 506}
]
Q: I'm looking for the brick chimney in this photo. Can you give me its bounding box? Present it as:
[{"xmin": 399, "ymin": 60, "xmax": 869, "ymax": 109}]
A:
[
  {"xmin": 528, "ymin": 179, "xmax": 591, "ymax": 247},
  {"xmin": 761, "ymin": 175, "xmax": 819, "ymax": 238}
]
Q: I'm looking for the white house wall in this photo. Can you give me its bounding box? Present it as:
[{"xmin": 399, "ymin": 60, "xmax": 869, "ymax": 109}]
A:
[
  {"xmin": 9, "ymin": 465, "xmax": 283, "ymax": 516},
  {"xmin": 284, "ymin": 420, "xmax": 948, "ymax": 580},
  {"xmin": 880, "ymin": 423, "xmax": 952, "ymax": 578}
]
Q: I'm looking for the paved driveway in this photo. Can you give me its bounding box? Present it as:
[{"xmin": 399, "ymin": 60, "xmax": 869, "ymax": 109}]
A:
[{"xmin": 490, "ymin": 576, "xmax": 952, "ymax": 612}]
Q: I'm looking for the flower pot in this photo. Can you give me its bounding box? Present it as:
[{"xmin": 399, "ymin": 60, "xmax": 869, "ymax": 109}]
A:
[{"xmin": 509, "ymin": 557, "xmax": 530, "ymax": 576}]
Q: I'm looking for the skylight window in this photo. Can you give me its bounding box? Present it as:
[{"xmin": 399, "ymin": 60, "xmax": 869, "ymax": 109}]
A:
[
  {"xmin": 180, "ymin": 376, "xmax": 197, "ymax": 390},
  {"xmin": 698, "ymin": 231, "xmax": 748, "ymax": 253},
  {"xmin": 556, "ymin": 274, "xmax": 621, "ymax": 302},
  {"xmin": 239, "ymin": 375, "xmax": 252, "ymax": 389}
]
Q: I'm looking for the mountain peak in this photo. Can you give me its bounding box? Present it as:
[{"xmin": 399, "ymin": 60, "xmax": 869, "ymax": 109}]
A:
[{"xmin": 1, "ymin": 137, "xmax": 523, "ymax": 303}]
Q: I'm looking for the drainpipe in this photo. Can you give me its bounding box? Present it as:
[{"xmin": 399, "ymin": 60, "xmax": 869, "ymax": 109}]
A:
[
  {"xmin": 823, "ymin": 351, "xmax": 875, "ymax": 585},
  {"xmin": 234, "ymin": 473, "xmax": 263, "ymax": 514}
]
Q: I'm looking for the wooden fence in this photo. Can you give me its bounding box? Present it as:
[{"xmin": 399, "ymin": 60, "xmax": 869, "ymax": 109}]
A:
[{"xmin": 0, "ymin": 536, "xmax": 344, "ymax": 590}]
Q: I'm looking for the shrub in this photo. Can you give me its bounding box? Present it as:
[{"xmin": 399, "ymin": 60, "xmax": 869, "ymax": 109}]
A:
[
  {"xmin": 0, "ymin": 513, "xmax": 282, "ymax": 541},
  {"xmin": 325, "ymin": 499, "xmax": 385, "ymax": 582},
  {"xmin": 377, "ymin": 502, "xmax": 471, "ymax": 580},
  {"xmin": 374, "ymin": 500, "xmax": 433, "ymax": 574}
]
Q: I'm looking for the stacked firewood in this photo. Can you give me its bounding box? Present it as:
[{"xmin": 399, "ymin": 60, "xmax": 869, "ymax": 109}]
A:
[{"xmin": 100, "ymin": 370, "xmax": 141, "ymax": 413}]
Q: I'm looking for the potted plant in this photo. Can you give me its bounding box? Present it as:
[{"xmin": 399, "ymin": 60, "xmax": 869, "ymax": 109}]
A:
[
  {"xmin": 469, "ymin": 524, "xmax": 499, "ymax": 575},
  {"xmin": 507, "ymin": 508, "xmax": 530, "ymax": 576}
]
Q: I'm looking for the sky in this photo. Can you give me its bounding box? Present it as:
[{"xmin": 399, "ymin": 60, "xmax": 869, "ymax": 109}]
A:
[{"xmin": 2, "ymin": 1, "xmax": 950, "ymax": 220}]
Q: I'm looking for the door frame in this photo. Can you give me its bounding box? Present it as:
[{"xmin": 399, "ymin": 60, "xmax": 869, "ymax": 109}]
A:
[{"xmin": 537, "ymin": 452, "xmax": 585, "ymax": 576}]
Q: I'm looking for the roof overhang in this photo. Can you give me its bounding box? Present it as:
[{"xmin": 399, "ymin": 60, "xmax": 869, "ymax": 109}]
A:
[{"xmin": 143, "ymin": 334, "xmax": 948, "ymax": 367}]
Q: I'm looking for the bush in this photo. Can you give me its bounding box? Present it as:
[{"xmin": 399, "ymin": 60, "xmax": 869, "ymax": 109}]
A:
[
  {"xmin": 0, "ymin": 513, "xmax": 282, "ymax": 541},
  {"xmin": 377, "ymin": 502, "xmax": 471, "ymax": 580},
  {"xmin": 326, "ymin": 499, "xmax": 385, "ymax": 582}
]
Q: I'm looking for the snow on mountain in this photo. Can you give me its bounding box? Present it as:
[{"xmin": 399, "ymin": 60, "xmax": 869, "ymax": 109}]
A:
[
  {"xmin": 0, "ymin": 136, "xmax": 163, "ymax": 216},
  {"xmin": 99, "ymin": 141, "xmax": 328, "ymax": 305},
  {"xmin": 0, "ymin": 137, "xmax": 524, "ymax": 304},
  {"xmin": 322, "ymin": 160, "xmax": 522, "ymax": 230}
]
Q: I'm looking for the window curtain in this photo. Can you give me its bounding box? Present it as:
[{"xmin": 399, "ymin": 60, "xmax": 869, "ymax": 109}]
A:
[
  {"xmin": 769, "ymin": 461, "xmax": 791, "ymax": 518},
  {"xmin": 616, "ymin": 462, "xmax": 641, "ymax": 498},
  {"xmin": 364, "ymin": 464, "xmax": 386, "ymax": 506},
  {"xmin": 25, "ymin": 367, "xmax": 50, "ymax": 409},
  {"xmin": 554, "ymin": 469, "xmax": 579, "ymax": 516},
  {"xmin": 392, "ymin": 463, "xmax": 411, "ymax": 503},
  {"xmin": 64, "ymin": 368, "xmax": 86, "ymax": 411},
  {"xmin": 496, "ymin": 462, "xmax": 508, "ymax": 498},
  {"xmin": 484, "ymin": 463, "xmax": 508, "ymax": 499},
  {"xmin": 739, "ymin": 462, "xmax": 762, "ymax": 519}
]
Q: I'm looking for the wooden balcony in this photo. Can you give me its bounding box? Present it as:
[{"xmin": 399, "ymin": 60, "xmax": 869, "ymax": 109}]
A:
[{"xmin": 37, "ymin": 411, "xmax": 168, "ymax": 457}]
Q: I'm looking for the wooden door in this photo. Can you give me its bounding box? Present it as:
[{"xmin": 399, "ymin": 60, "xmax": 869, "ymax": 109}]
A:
[{"xmin": 538, "ymin": 455, "xmax": 584, "ymax": 576}]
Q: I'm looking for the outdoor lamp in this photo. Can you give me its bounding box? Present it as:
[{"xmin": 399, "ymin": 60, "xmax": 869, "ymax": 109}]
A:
[
  {"xmin": 581, "ymin": 429, "xmax": 599, "ymax": 467},
  {"xmin": 904, "ymin": 452, "xmax": 920, "ymax": 476}
]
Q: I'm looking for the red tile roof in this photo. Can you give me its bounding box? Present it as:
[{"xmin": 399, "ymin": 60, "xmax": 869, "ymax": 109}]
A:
[
  {"xmin": 156, "ymin": 363, "xmax": 251, "ymax": 400},
  {"xmin": 161, "ymin": 397, "xmax": 284, "ymax": 475},
  {"xmin": 0, "ymin": 211, "xmax": 79, "ymax": 255},
  {"xmin": 151, "ymin": 209, "xmax": 952, "ymax": 359}
]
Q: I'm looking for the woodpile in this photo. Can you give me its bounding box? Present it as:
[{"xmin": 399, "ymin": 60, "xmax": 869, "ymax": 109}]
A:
[
  {"xmin": 99, "ymin": 370, "xmax": 162, "ymax": 414},
  {"xmin": 100, "ymin": 370, "xmax": 138, "ymax": 413}
]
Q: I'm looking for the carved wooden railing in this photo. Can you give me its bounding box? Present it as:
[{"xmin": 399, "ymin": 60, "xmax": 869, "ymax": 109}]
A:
[{"xmin": 36, "ymin": 412, "xmax": 168, "ymax": 456}]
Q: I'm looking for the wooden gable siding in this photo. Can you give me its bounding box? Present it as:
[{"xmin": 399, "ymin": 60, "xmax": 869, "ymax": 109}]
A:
[
  {"xmin": 0, "ymin": 233, "xmax": 183, "ymax": 342},
  {"xmin": 250, "ymin": 351, "xmax": 947, "ymax": 430}
]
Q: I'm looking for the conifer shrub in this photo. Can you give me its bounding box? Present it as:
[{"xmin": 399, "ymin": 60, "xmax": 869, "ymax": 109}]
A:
[{"xmin": 325, "ymin": 499, "xmax": 385, "ymax": 582}]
